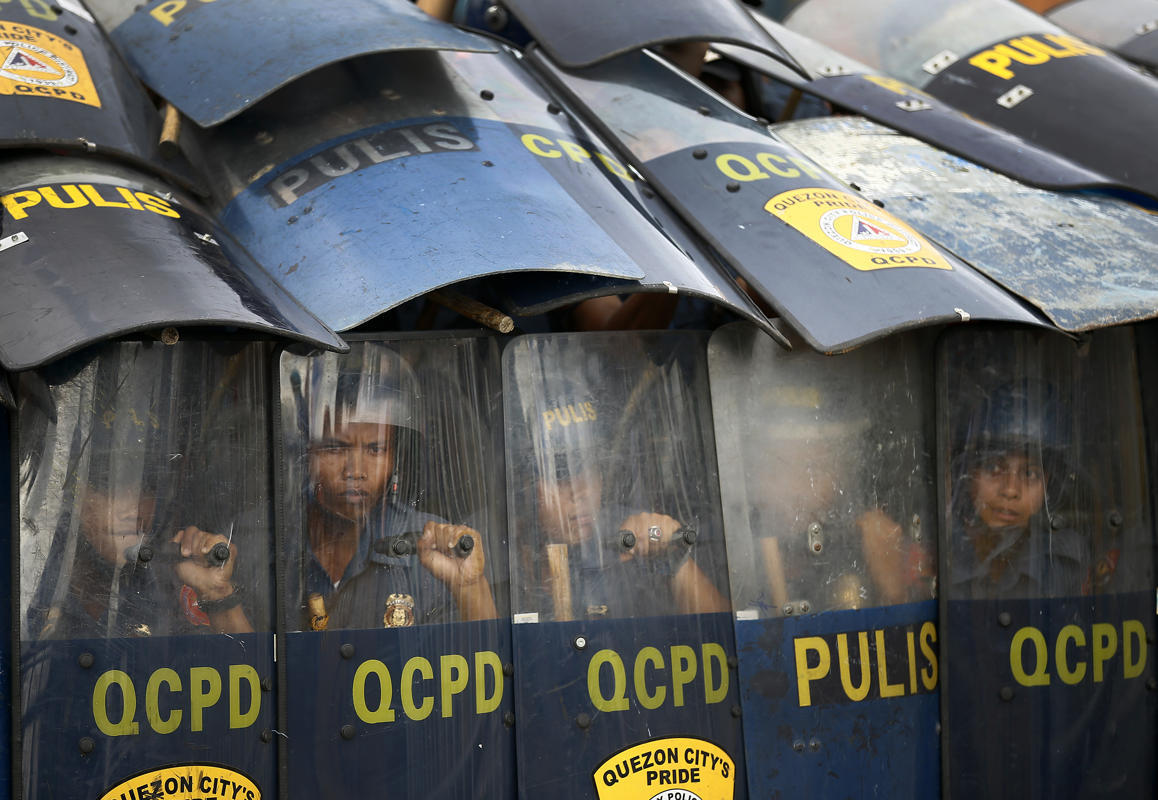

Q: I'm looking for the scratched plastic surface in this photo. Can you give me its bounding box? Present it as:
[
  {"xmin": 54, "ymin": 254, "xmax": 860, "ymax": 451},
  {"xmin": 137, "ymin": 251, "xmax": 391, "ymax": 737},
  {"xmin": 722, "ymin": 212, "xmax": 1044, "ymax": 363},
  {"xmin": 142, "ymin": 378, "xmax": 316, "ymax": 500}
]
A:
[
  {"xmin": 504, "ymin": 332, "xmax": 746, "ymax": 800},
  {"xmin": 938, "ymin": 326, "xmax": 1157, "ymax": 799},
  {"xmin": 708, "ymin": 321, "xmax": 940, "ymax": 796},
  {"xmin": 776, "ymin": 116, "xmax": 1158, "ymax": 331},
  {"xmin": 18, "ymin": 341, "xmax": 277, "ymax": 799}
]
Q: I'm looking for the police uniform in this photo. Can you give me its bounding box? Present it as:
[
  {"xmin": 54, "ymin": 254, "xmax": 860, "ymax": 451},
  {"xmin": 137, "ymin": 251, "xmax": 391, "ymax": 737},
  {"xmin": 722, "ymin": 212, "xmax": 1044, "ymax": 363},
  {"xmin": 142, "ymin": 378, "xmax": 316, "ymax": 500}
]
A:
[
  {"xmin": 299, "ymin": 503, "xmax": 456, "ymax": 630},
  {"xmin": 950, "ymin": 519, "xmax": 1088, "ymax": 600}
]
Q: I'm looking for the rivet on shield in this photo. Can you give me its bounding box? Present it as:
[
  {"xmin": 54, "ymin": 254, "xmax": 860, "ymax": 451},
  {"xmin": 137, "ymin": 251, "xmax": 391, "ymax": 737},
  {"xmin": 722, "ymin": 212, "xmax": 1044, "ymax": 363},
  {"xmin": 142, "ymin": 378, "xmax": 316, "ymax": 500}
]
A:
[
  {"xmin": 484, "ymin": 4, "xmax": 509, "ymax": 31},
  {"xmin": 77, "ymin": 652, "xmax": 95, "ymax": 669},
  {"xmin": 79, "ymin": 737, "xmax": 95, "ymax": 755},
  {"xmin": 260, "ymin": 730, "xmax": 273, "ymax": 743},
  {"xmin": 792, "ymin": 740, "xmax": 805, "ymax": 753},
  {"xmin": 576, "ymin": 712, "xmax": 592, "ymax": 729},
  {"xmin": 1108, "ymin": 510, "xmax": 1123, "ymax": 528},
  {"xmin": 996, "ymin": 85, "xmax": 1033, "ymax": 110},
  {"xmin": 921, "ymin": 50, "xmax": 959, "ymax": 75},
  {"xmin": 480, "ymin": 89, "xmax": 495, "ymax": 101},
  {"xmin": 808, "ymin": 738, "xmax": 821, "ymax": 752},
  {"xmin": 340, "ymin": 643, "xmax": 355, "ymax": 659},
  {"xmin": 817, "ymin": 64, "xmax": 848, "ymax": 77},
  {"xmin": 160, "ymin": 327, "xmax": 180, "ymax": 345},
  {"xmin": 726, "ymin": 182, "xmax": 741, "ymax": 193},
  {"xmin": 731, "ymin": 705, "xmax": 742, "ymax": 718},
  {"xmin": 0, "ymin": 232, "xmax": 29, "ymax": 253},
  {"xmin": 998, "ymin": 611, "xmax": 1012, "ymax": 628},
  {"xmin": 693, "ymin": 149, "xmax": 708, "ymax": 160},
  {"xmin": 999, "ymin": 686, "xmax": 1014, "ymax": 702},
  {"xmin": 896, "ymin": 99, "xmax": 932, "ymax": 112},
  {"xmin": 504, "ymin": 711, "xmax": 516, "ymax": 727},
  {"xmin": 340, "ymin": 724, "xmax": 356, "ymax": 740},
  {"xmin": 547, "ymin": 102, "xmax": 562, "ymax": 115},
  {"xmin": 573, "ymin": 635, "xmax": 588, "ymax": 650}
]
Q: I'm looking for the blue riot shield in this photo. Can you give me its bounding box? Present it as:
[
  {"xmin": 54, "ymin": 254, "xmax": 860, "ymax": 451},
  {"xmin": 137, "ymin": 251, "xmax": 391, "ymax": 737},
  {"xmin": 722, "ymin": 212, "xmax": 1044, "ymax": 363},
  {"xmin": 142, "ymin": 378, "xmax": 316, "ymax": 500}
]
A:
[
  {"xmin": 199, "ymin": 46, "xmax": 771, "ymax": 335},
  {"xmin": 772, "ymin": 116, "xmax": 1158, "ymax": 332},
  {"xmin": 787, "ymin": 0, "xmax": 1158, "ymax": 201},
  {"xmin": 87, "ymin": 0, "xmax": 495, "ymax": 126},
  {"xmin": 527, "ymin": 48, "xmax": 1047, "ymax": 352},
  {"xmin": 276, "ymin": 335, "xmax": 515, "ymax": 800},
  {"xmin": 505, "ymin": 332, "xmax": 745, "ymax": 800},
  {"xmin": 938, "ymin": 325, "xmax": 1158, "ymax": 799},
  {"xmin": 0, "ymin": 154, "xmax": 344, "ymax": 370},
  {"xmin": 708, "ymin": 322, "xmax": 940, "ymax": 797},
  {"xmin": 17, "ymin": 341, "xmax": 278, "ymax": 799}
]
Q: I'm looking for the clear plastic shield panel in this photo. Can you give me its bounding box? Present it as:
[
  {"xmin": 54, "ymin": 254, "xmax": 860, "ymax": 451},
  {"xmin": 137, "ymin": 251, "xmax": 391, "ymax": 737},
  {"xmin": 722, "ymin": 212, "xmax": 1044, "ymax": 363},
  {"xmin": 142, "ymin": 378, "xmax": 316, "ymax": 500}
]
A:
[
  {"xmin": 939, "ymin": 326, "xmax": 1157, "ymax": 799},
  {"xmin": 708, "ymin": 322, "xmax": 939, "ymax": 797},
  {"xmin": 505, "ymin": 332, "xmax": 743, "ymax": 800},
  {"xmin": 18, "ymin": 341, "xmax": 275, "ymax": 799},
  {"xmin": 277, "ymin": 336, "xmax": 513, "ymax": 799},
  {"xmin": 787, "ymin": 0, "xmax": 1063, "ymax": 86}
]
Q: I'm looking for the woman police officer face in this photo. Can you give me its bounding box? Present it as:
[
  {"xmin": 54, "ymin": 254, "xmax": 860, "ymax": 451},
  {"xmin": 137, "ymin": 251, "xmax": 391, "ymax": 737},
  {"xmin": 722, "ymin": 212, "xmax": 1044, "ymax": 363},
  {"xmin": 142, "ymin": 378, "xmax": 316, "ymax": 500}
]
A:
[
  {"xmin": 969, "ymin": 449, "xmax": 1046, "ymax": 531},
  {"xmin": 310, "ymin": 421, "xmax": 396, "ymax": 523}
]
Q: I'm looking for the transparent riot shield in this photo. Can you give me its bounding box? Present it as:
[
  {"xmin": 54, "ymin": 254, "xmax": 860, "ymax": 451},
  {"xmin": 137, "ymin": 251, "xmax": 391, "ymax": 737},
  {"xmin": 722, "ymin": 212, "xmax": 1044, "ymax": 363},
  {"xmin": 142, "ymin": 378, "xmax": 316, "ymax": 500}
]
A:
[
  {"xmin": 505, "ymin": 332, "xmax": 744, "ymax": 800},
  {"xmin": 708, "ymin": 322, "xmax": 939, "ymax": 797},
  {"xmin": 277, "ymin": 335, "xmax": 513, "ymax": 799},
  {"xmin": 18, "ymin": 340, "xmax": 275, "ymax": 799},
  {"xmin": 939, "ymin": 326, "xmax": 1157, "ymax": 799},
  {"xmin": 786, "ymin": 0, "xmax": 1158, "ymax": 199}
]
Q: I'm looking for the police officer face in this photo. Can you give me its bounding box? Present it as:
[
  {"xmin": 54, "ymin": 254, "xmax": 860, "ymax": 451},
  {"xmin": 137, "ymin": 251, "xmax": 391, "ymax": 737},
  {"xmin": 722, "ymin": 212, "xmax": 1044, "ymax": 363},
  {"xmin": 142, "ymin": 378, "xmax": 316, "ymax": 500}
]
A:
[
  {"xmin": 537, "ymin": 461, "xmax": 603, "ymax": 546},
  {"xmin": 310, "ymin": 422, "xmax": 395, "ymax": 523},
  {"xmin": 970, "ymin": 451, "xmax": 1046, "ymax": 530},
  {"xmin": 78, "ymin": 484, "xmax": 155, "ymax": 566}
]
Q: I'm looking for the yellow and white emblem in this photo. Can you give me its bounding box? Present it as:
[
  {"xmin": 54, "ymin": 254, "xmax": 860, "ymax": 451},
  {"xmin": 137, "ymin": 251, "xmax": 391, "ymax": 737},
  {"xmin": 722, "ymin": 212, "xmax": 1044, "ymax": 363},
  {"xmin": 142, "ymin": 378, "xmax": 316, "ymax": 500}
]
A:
[{"xmin": 0, "ymin": 23, "xmax": 100, "ymax": 107}]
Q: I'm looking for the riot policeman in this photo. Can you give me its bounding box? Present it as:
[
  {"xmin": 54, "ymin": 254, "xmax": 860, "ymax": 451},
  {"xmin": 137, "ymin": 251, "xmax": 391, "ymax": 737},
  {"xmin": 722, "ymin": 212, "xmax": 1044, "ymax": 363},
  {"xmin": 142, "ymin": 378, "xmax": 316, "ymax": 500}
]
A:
[
  {"xmin": 284, "ymin": 343, "xmax": 498, "ymax": 630},
  {"xmin": 22, "ymin": 345, "xmax": 254, "ymax": 639},
  {"xmin": 513, "ymin": 371, "xmax": 728, "ymax": 621}
]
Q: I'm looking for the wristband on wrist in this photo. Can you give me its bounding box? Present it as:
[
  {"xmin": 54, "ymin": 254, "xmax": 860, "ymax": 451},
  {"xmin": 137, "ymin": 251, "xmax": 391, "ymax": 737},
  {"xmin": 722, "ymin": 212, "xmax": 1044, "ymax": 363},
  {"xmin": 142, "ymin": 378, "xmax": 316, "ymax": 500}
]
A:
[{"xmin": 197, "ymin": 584, "xmax": 245, "ymax": 615}]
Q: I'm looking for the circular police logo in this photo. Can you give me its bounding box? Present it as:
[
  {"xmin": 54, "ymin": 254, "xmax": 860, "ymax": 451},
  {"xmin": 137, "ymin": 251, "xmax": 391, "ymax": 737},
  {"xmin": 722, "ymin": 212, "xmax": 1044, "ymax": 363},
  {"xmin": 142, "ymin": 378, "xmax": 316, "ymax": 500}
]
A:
[
  {"xmin": 0, "ymin": 41, "xmax": 78, "ymax": 87},
  {"xmin": 818, "ymin": 208, "xmax": 922, "ymax": 255}
]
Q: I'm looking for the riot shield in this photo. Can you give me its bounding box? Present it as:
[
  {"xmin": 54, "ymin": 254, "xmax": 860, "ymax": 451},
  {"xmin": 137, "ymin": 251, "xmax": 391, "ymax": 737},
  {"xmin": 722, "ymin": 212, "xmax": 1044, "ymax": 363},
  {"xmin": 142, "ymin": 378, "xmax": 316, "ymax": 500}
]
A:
[
  {"xmin": 0, "ymin": 154, "xmax": 344, "ymax": 370},
  {"xmin": 0, "ymin": 0, "xmax": 200, "ymax": 189},
  {"xmin": 708, "ymin": 322, "xmax": 939, "ymax": 797},
  {"xmin": 786, "ymin": 0, "xmax": 1158, "ymax": 200},
  {"xmin": 1048, "ymin": 0, "xmax": 1158, "ymax": 70},
  {"xmin": 498, "ymin": 0, "xmax": 803, "ymax": 74},
  {"xmin": 505, "ymin": 332, "xmax": 745, "ymax": 800},
  {"xmin": 86, "ymin": 0, "xmax": 495, "ymax": 126},
  {"xmin": 773, "ymin": 116, "xmax": 1158, "ymax": 332},
  {"xmin": 527, "ymin": 47, "xmax": 1047, "ymax": 352},
  {"xmin": 714, "ymin": 18, "xmax": 1129, "ymax": 196},
  {"xmin": 276, "ymin": 335, "xmax": 514, "ymax": 799},
  {"xmin": 18, "ymin": 340, "xmax": 276, "ymax": 800},
  {"xmin": 200, "ymin": 47, "xmax": 771, "ymax": 335},
  {"xmin": 938, "ymin": 326, "xmax": 1157, "ymax": 799}
]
